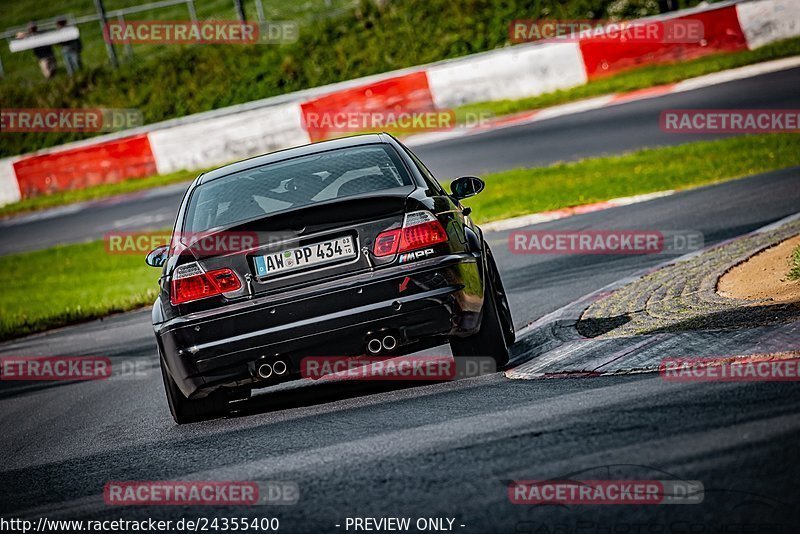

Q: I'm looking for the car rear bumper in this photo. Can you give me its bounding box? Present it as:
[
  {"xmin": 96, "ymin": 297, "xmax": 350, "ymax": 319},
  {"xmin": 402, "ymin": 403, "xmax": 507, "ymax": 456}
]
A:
[{"xmin": 155, "ymin": 253, "xmax": 485, "ymax": 398}]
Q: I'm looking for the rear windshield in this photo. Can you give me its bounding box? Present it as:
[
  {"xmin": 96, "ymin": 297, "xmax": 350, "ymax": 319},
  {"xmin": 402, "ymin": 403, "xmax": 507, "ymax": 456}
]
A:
[{"xmin": 184, "ymin": 144, "xmax": 413, "ymax": 233}]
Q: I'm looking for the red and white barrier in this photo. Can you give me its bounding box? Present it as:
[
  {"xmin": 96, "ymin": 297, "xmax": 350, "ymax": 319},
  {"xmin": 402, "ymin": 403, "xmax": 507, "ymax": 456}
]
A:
[
  {"xmin": 427, "ymin": 42, "xmax": 586, "ymax": 109},
  {"xmin": 737, "ymin": 0, "xmax": 800, "ymax": 49},
  {"xmin": 579, "ymin": 5, "xmax": 748, "ymax": 79},
  {"xmin": 1, "ymin": 0, "xmax": 797, "ymax": 207},
  {"xmin": 301, "ymin": 71, "xmax": 435, "ymax": 142},
  {"xmin": 149, "ymin": 102, "xmax": 308, "ymax": 175},
  {"xmin": 0, "ymin": 158, "xmax": 21, "ymax": 205},
  {"xmin": 12, "ymin": 135, "xmax": 156, "ymax": 199}
]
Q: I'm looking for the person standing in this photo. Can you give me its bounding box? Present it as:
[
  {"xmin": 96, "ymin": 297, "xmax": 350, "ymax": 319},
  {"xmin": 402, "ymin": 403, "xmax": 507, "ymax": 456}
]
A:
[
  {"xmin": 56, "ymin": 18, "xmax": 82, "ymax": 76},
  {"xmin": 27, "ymin": 23, "xmax": 57, "ymax": 79}
]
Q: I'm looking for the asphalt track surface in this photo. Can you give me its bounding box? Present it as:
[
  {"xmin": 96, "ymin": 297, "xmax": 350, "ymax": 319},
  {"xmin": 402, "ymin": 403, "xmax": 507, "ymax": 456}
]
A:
[
  {"xmin": 1, "ymin": 66, "xmax": 799, "ymax": 255},
  {"xmin": 1, "ymin": 166, "xmax": 799, "ymax": 531}
]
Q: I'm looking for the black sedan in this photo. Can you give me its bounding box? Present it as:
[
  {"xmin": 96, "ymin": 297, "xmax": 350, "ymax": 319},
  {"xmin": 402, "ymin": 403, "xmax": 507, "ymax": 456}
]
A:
[{"xmin": 146, "ymin": 133, "xmax": 514, "ymax": 423}]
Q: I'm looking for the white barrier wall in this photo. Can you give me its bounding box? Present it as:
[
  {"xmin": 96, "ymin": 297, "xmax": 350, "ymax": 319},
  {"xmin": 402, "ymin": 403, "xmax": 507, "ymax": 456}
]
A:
[
  {"xmin": 0, "ymin": 158, "xmax": 21, "ymax": 205},
  {"xmin": 427, "ymin": 42, "xmax": 587, "ymax": 109},
  {"xmin": 148, "ymin": 102, "xmax": 310, "ymax": 175},
  {"xmin": 737, "ymin": 0, "xmax": 800, "ymax": 49}
]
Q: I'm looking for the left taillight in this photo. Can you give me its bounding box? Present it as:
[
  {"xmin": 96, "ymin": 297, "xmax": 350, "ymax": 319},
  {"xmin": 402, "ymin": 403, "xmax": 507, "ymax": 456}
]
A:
[
  {"xmin": 170, "ymin": 262, "xmax": 241, "ymax": 305},
  {"xmin": 373, "ymin": 210, "xmax": 448, "ymax": 257}
]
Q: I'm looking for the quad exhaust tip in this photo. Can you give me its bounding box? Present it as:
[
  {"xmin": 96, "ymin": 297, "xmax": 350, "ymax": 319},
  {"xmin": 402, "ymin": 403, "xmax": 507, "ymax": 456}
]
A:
[
  {"xmin": 382, "ymin": 335, "xmax": 397, "ymax": 351},
  {"xmin": 257, "ymin": 363, "xmax": 273, "ymax": 379},
  {"xmin": 367, "ymin": 338, "xmax": 383, "ymax": 354},
  {"xmin": 273, "ymin": 359, "xmax": 288, "ymax": 375},
  {"xmin": 367, "ymin": 334, "xmax": 398, "ymax": 354}
]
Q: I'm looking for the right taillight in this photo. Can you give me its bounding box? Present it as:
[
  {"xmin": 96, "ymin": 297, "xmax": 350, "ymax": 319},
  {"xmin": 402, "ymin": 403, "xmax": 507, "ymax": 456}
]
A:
[
  {"xmin": 373, "ymin": 211, "xmax": 448, "ymax": 257},
  {"xmin": 170, "ymin": 262, "xmax": 241, "ymax": 305}
]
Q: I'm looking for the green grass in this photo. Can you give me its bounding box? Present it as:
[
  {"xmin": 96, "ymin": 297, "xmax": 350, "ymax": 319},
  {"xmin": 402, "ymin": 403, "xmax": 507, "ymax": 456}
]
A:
[
  {"xmin": 0, "ymin": 167, "xmax": 199, "ymax": 218},
  {"xmin": 789, "ymin": 245, "xmax": 800, "ymax": 281},
  {"xmin": 2, "ymin": 133, "xmax": 798, "ymax": 340},
  {"xmin": 0, "ymin": 0, "xmax": 358, "ymax": 82},
  {"xmin": 454, "ymin": 37, "xmax": 800, "ymax": 121},
  {"xmin": 458, "ymin": 134, "xmax": 800, "ymax": 223},
  {"xmin": 0, "ymin": 240, "xmax": 161, "ymax": 340}
]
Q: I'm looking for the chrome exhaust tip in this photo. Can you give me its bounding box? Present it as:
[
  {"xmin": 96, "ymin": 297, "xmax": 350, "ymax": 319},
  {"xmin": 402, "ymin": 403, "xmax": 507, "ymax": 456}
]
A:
[
  {"xmin": 273, "ymin": 359, "xmax": 288, "ymax": 375},
  {"xmin": 367, "ymin": 338, "xmax": 383, "ymax": 354},
  {"xmin": 257, "ymin": 363, "xmax": 273, "ymax": 379},
  {"xmin": 382, "ymin": 335, "xmax": 397, "ymax": 351}
]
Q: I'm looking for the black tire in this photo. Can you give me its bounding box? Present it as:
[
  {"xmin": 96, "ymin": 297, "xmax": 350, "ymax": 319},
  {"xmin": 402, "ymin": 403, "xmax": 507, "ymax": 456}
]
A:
[
  {"xmin": 160, "ymin": 356, "xmax": 227, "ymax": 424},
  {"xmin": 450, "ymin": 249, "xmax": 511, "ymax": 369},
  {"xmin": 486, "ymin": 246, "xmax": 515, "ymax": 347}
]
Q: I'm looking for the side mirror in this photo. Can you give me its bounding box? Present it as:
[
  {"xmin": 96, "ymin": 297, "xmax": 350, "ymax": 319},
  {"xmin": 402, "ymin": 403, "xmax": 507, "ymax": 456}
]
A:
[
  {"xmin": 450, "ymin": 176, "xmax": 485, "ymax": 200},
  {"xmin": 145, "ymin": 245, "xmax": 169, "ymax": 268}
]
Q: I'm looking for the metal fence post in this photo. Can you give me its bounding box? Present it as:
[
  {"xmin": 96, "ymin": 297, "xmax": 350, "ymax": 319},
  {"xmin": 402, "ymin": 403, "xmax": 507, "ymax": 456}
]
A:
[
  {"xmin": 93, "ymin": 0, "xmax": 118, "ymax": 67},
  {"xmin": 254, "ymin": 0, "xmax": 265, "ymax": 23},
  {"xmin": 117, "ymin": 14, "xmax": 134, "ymax": 60},
  {"xmin": 187, "ymin": 0, "xmax": 197, "ymax": 22},
  {"xmin": 233, "ymin": 0, "xmax": 246, "ymax": 22}
]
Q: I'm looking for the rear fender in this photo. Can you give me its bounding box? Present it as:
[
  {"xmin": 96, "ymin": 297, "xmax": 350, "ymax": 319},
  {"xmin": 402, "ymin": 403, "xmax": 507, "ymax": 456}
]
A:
[{"xmin": 152, "ymin": 297, "xmax": 165, "ymax": 327}]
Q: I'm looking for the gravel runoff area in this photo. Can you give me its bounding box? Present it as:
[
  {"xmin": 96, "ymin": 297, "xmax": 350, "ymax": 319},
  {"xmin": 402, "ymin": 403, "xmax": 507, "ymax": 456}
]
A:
[{"xmin": 718, "ymin": 234, "xmax": 800, "ymax": 303}]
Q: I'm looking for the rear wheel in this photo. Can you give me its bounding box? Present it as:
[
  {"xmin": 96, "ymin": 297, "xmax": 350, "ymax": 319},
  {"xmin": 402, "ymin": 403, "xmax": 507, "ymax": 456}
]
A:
[
  {"xmin": 487, "ymin": 246, "xmax": 515, "ymax": 347},
  {"xmin": 160, "ymin": 356, "xmax": 228, "ymax": 424},
  {"xmin": 450, "ymin": 249, "xmax": 511, "ymax": 369}
]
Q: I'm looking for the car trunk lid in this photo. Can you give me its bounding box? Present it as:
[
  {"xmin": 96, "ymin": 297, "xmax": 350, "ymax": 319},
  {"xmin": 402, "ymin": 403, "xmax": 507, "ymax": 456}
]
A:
[{"xmin": 180, "ymin": 188, "xmax": 411, "ymax": 297}]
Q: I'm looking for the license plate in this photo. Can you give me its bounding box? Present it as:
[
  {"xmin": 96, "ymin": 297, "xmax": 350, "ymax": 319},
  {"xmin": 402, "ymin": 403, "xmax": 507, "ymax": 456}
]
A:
[{"xmin": 255, "ymin": 235, "xmax": 356, "ymax": 277}]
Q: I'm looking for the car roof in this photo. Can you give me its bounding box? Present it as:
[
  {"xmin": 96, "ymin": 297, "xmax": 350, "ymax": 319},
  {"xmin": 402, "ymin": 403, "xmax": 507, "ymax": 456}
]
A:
[{"xmin": 198, "ymin": 133, "xmax": 389, "ymax": 184}]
